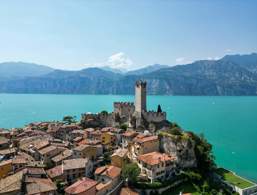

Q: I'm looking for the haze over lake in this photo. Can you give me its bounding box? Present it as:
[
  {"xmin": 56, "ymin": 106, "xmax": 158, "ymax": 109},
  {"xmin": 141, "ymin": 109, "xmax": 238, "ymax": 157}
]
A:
[{"xmin": 0, "ymin": 94, "xmax": 257, "ymax": 182}]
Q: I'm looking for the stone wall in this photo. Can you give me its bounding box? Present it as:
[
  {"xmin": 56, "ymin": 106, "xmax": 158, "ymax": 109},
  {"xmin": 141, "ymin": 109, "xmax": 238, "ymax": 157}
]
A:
[
  {"xmin": 142, "ymin": 111, "xmax": 166, "ymax": 123},
  {"xmin": 80, "ymin": 112, "xmax": 115, "ymax": 128},
  {"xmin": 114, "ymin": 102, "xmax": 135, "ymax": 117}
]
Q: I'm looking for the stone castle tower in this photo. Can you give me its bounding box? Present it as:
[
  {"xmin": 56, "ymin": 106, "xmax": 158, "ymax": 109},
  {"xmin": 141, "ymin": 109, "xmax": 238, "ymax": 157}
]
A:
[{"xmin": 135, "ymin": 80, "xmax": 147, "ymax": 114}]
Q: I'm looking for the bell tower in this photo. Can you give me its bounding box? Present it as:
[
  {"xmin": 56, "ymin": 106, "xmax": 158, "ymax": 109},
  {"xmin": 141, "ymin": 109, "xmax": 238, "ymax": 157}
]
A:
[{"xmin": 135, "ymin": 80, "xmax": 147, "ymax": 113}]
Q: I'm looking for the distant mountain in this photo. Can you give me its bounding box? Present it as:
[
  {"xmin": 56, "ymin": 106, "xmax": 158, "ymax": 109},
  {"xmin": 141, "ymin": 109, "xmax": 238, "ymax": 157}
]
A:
[
  {"xmin": 126, "ymin": 64, "xmax": 169, "ymax": 75},
  {"xmin": 100, "ymin": 66, "xmax": 125, "ymax": 74},
  {"xmin": 221, "ymin": 53, "xmax": 257, "ymax": 73},
  {"xmin": 1, "ymin": 53, "xmax": 257, "ymax": 95},
  {"xmin": 0, "ymin": 62, "xmax": 54, "ymax": 78}
]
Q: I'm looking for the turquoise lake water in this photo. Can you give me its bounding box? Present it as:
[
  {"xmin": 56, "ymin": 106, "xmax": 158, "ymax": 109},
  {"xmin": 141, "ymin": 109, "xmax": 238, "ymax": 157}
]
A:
[{"xmin": 0, "ymin": 94, "xmax": 257, "ymax": 182}]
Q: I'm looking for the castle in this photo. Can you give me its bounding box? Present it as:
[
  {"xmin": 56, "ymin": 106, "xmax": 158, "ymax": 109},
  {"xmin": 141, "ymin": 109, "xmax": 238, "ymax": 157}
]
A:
[
  {"xmin": 114, "ymin": 80, "xmax": 167, "ymax": 130},
  {"xmin": 81, "ymin": 80, "xmax": 169, "ymax": 131}
]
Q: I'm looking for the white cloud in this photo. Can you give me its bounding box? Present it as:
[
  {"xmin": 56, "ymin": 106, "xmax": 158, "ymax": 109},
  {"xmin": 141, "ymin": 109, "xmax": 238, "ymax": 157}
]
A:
[
  {"xmin": 225, "ymin": 48, "xmax": 232, "ymax": 52},
  {"xmin": 107, "ymin": 52, "xmax": 133, "ymax": 70},
  {"xmin": 206, "ymin": 56, "xmax": 220, "ymax": 60},
  {"xmin": 175, "ymin": 57, "xmax": 185, "ymax": 63}
]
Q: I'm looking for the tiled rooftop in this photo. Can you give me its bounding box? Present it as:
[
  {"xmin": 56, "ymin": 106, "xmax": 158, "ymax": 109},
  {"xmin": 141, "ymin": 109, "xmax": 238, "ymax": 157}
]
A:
[
  {"xmin": 134, "ymin": 135, "xmax": 158, "ymax": 144},
  {"xmin": 112, "ymin": 148, "xmax": 128, "ymax": 158},
  {"xmin": 63, "ymin": 158, "xmax": 88, "ymax": 170},
  {"xmin": 26, "ymin": 178, "xmax": 57, "ymax": 195},
  {"xmin": 51, "ymin": 149, "xmax": 73, "ymax": 163},
  {"xmin": 137, "ymin": 151, "xmax": 176, "ymax": 166},
  {"xmin": 74, "ymin": 144, "xmax": 89, "ymax": 152},
  {"xmin": 0, "ymin": 170, "xmax": 24, "ymax": 194},
  {"xmin": 95, "ymin": 165, "xmax": 121, "ymax": 179},
  {"xmin": 46, "ymin": 165, "xmax": 63, "ymax": 179},
  {"xmin": 120, "ymin": 187, "xmax": 139, "ymax": 195},
  {"xmin": 122, "ymin": 130, "xmax": 138, "ymax": 138},
  {"xmin": 65, "ymin": 177, "xmax": 97, "ymax": 194},
  {"xmin": 0, "ymin": 147, "xmax": 16, "ymax": 155}
]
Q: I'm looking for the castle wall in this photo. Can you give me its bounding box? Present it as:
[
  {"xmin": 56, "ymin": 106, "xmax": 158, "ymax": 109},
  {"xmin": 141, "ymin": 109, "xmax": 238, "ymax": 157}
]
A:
[
  {"xmin": 114, "ymin": 102, "xmax": 135, "ymax": 117},
  {"xmin": 81, "ymin": 112, "xmax": 115, "ymax": 128},
  {"xmin": 142, "ymin": 111, "xmax": 166, "ymax": 123}
]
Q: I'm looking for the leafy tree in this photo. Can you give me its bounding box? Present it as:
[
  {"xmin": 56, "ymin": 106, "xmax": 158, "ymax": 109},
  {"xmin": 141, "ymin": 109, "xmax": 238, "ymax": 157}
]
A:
[
  {"xmin": 103, "ymin": 152, "xmax": 111, "ymax": 165},
  {"xmin": 187, "ymin": 132, "xmax": 216, "ymax": 174},
  {"xmin": 101, "ymin": 110, "xmax": 108, "ymax": 115},
  {"xmin": 122, "ymin": 163, "xmax": 140, "ymax": 184},
  {"xmin": 63, "ymin": 115, "xmax": 77, "ymax": 124},
  {"xmin": 183, "ymin": 170, "xmax": 202, "ymax": 182},
  {"xmin": 120, "ymin": 123, "xmax": 128, "ymax": 131},
  {"xmin": 56, "ymin": 180, "xmax": 65, "ymax": 194}
]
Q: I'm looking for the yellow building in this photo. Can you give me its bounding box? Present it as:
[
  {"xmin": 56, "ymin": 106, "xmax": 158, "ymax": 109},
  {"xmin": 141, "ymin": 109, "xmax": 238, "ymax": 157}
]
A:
[
  {"xmin": 101, "ymin": 132, "xmax": 116, "ymax": 147},
  {"xmin": 111, "ymin": 148, "xmax": 128, "ymax": 168},
  {"xmin": 73, "ymin": 144, "xmax": 98, "ymax": 160},
  {"xmin": 0, "ymin": 159, "xmax": 12, "ymax": 178}
]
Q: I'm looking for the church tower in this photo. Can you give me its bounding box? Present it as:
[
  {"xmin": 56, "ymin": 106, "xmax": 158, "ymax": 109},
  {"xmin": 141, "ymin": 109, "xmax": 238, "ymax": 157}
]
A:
[{"xmin": 135, "ymin": 80, "xmax": 147, "ymax": 113}]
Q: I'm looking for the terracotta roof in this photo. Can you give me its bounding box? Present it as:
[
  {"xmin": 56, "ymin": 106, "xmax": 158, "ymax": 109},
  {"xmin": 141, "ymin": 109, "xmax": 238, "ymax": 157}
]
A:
[
  {"xmin": 137, "ymin": 152, "xmax": 176, "ymax": 166},
  {"xmin": 95, "ymin": 165, "xmax": 121, "ymax": 179},
  {"xmin": 120, "ymin": 187, "xmax": 139, "ymax": 195},
  {"xmin": 38, "ymin": 145, "xmax": 57, "ymax": 155},
  {"xmin": 0, "ymin": 159, "xmax": 12, "ymax": 167},
  {"xmin": 72, "ymin": 130, "xmax": 85, "ymax": 134},
  {"xmin": 96, "ymin": 180, "xmax": 112, "ymax": 191},
  {"xmin": 65, "ymin": 177, "xmax": 97, "ymax": 194},
  {"xmin": 12, "ymin": 152, "xmax": 35, "ymax": 164},
  {"xmin": 33, "ymin": 140, "xmax": 49, "ymax": 150},
  {"xmin": 101, "ymin": 127, "xmax": 119, "ymax": 133},
  {"xmin": 91, "ymin": 130, "xmax": 102, "ymax": 135},
  {"xmin": 122, "ymin": 130, "xmax": 138, "ymax": 138},
  {"xmin": 84, "ymin": 128, "xmax": 95, "ymax": 133},
  {"xmin": 26, "ymin": 178, "xmax": 57, "ymax": 195},
  {"xmin": 51, "ymin": 149, "xmax": 73, "ymax": 163},
  {"xmin": 74, "ymin": 144, "xmax": 89, "ymax": 152},
  {"xmin": 0, "ymin": 136, "xmax": 9, "ymax": 145},
  {"xmin": 27, "ymin": 167, "xmax": 46, "ymax": 176},
  {"xmin": 95, "ymin": 166, "xmax": 107, "ymax": 175},
  {"xmin": 73, "ymin": 137, "xmax": 83, "ymax": 142},
  {"xmin": 46, "ymin": 165, "xmax": 63, "ymax": 179},
  {"xmin": 0, "ymin": 170, "xmax": 24, "ymax": 194},
  {"xmin": 0, "ymin": 147, "xmax": 16, "ymax": 155},
  {"xmin": 134, "ymin": 135, "xmax": 158, "ymax": 144},
  {"xmin": 112, "ymin": 148, "xmax": 128, "ymax": 158},
  {"xmin": 63, "ymin": 158, "xmax": 88, "ymax": 170},
  {"xmin": 78, "ymin": 139, "xmax": 101, "ymax": 146}
]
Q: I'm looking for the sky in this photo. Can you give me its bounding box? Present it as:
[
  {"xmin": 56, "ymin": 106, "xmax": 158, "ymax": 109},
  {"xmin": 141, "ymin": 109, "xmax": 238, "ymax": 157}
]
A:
[{"xmin": 0, "ymin": 0, "xmax": 257, "ymax": 70}]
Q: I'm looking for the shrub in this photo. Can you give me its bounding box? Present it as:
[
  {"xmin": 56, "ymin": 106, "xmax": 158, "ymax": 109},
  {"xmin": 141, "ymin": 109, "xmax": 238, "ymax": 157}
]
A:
[
  {"xmin": 63, "ymin": 115, "xmax": 77, "ymax": 124},
  {"xmin": 120, "ymin": 123, "xmax": 128, "ymax": 131},
  {"xmin": 122, "ymin": 163, "xmax": 140, "ymax": 184},
  {"xmin": 101, "ymin": 110, "xmax": 108, "ymax": 115}
]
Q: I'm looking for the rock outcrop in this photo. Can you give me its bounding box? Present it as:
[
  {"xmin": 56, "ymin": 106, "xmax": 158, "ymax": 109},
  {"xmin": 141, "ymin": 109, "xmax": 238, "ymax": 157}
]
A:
[{"xmin": 159, "ymin": 133, "xmax": 197, "ymax": 168}]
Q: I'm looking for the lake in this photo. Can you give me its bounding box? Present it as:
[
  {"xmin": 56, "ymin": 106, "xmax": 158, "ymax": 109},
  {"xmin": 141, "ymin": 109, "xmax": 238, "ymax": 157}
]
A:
[{"xmin": 0, "ymin": 94, "xmax": 257, "ymax": 182}]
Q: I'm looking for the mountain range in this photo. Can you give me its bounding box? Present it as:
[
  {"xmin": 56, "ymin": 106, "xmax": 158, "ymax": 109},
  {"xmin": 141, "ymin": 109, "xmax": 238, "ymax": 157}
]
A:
[{"xmin": 1, "ymin": 53, "xmax": 257, "ymax": 95}]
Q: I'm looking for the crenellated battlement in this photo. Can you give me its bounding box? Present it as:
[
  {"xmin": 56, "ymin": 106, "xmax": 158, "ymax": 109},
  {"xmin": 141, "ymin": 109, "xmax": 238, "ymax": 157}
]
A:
[
  {"xmin": 142, "ymin": 110, "xmax": 166, "ymax": 123},
  {"xmin": 114, "ymin": 102, "xmax": 135, "ymax": 117},
  {"xmin": 136, "ymin": 80, "xmax": 147, "ymax": 88},
  {"xmin": 143, "ymin": 110, "xmax": 166, "ymax": 116},
  {"xmin": 114, "ymin": 102, "xmax": 134, "ymax": 108}
]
